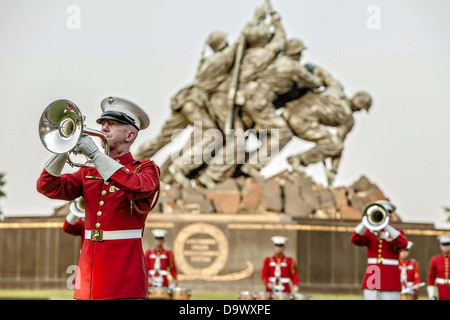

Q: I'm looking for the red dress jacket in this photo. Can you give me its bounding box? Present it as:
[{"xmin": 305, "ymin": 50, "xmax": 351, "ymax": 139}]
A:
[
  {"xmin": 37, "ymin": 153, "xmax": 160, "ymax": 300},
  {"xmin": 63, "ymin": 218, "xmax": 85, "ymax": 247},
  {"xmin": 428, "ymin": 254, "xmax": 450, "ymax": 300},
  {"xmin": 63, "ymin": 218, "xmax": 85, "ymax": 287},
  {"xmin": 399, "ymin": 258, "xmax": 421, "ymax": 297},
  {"xmin": 351, "ymin": 228, "xmax": 408, "ymax": 291},
  {"xmin": 145, "ymin": 248, "xmax": 177, "ymax": 287},
  {"xmin": 261, "ymin": 254, "xmax": 299, "ymax": 293}
]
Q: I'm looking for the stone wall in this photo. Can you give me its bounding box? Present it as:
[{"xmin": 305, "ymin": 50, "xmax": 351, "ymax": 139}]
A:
[
  {"xmin": 0, "ymin": 215, "xmax": 444, "ymax": 297},
  {"xmin": 154, "ymin": 172, "xmax": 401, "ymax": 223}
]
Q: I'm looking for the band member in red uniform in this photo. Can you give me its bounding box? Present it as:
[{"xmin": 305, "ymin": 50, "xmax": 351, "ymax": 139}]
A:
[
  {"xmin": 350, "ymin": 201, "xmax": 408, "ymax": 300},
  {"xmin": 37, "ymin": 97, "xmax": 160, "ymax": 300},
  {"xmin": 427, "ymin": 235, "xmax": 450, "ymax": 300},
  {"xmin": 62, "ymin": 198, "xmax": 86, "ymax": 247},
  {"xmin": 62, "ymin": 200, "xmax": 85, "ymax": 288},
  {"xmin": 399, "ymin": 241, "xmax": 422, "ymax": 299},
  {"xmin": 261, "ymin": 236, "xmax": 299, "ymax": 293},
  {"xmin": 145, "ymin": 229, "xmax": 178, "ymax": 289},
  {"xmin": 63, "ymin": 211, "xmax": 85, "ymax": 247}
]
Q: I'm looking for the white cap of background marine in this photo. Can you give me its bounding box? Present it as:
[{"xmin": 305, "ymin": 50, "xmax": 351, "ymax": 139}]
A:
[
  {"xmin": 271, "ymin": 236, "xmax": 288, "ymax": 246},
  {"xmin": 438, "ymin": 234, "xmax": 450, "ymax": 244},
  {"xmin": 152, "ymin": 229, "xmax": 168, "ymax": 239}
]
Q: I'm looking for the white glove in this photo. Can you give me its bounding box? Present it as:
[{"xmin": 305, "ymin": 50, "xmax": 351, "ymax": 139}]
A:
[
  {"xmin": 384, "ymin": 225, "xmax": 401, "ymax": 239},
  {"xmin": 44, "ymin": 153, "xmax": 68, "ymax": 177},
  {"xmin": 74, "ymin": 135, "xmax": 123, "ymax": 181},
  {"xmin": 354, "ymin": 222, "xmax": 366, "ymax": 235},
  {"xmin": 427, "ymin": 285, "xmax": 438, "ymax": 300},
  {"xmin": 65, "ymin": 212, "xmax": 78, "ymax": 225},
  {"xmin": 74, "ymin": 135, "xmax": 100, "ymax": 159}
]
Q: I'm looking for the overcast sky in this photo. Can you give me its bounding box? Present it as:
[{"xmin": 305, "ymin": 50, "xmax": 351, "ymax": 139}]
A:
[{"xmin": 1, "ymin": 0, "xmax": 449, "ymax": 229}]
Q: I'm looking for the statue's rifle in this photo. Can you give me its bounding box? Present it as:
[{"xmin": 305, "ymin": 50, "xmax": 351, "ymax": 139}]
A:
[
  {"xmin": 224, "ymin": 34, "xmax": 245, "ymax": 133},
  {"xmin": 265, "ymin": 0, "xmax": 274, "ymax": 15},
  {"xmin": 224, "ymin": 0, "xmax": 275, "ymax": 133}
]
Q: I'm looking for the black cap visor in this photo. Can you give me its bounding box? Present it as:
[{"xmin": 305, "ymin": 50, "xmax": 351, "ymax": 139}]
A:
[{"xmin": 96, "ymin": 111, "xmax": 139, "ymax": 130}]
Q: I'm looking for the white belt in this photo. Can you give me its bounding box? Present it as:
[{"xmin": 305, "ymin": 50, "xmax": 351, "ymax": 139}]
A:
[
  {"xmin": 367, "ymin": 258, "xmax": 399, "ymax": 266},
  {"xmin": 149, "ymin": 270, "xmax": 169, "ymax": 276},
  {"xmin": 269, "ymin": 277, "xmax": 290, "ymax": 283},
  {"xmin": 269, "ymin": 262, "xmax": 287, "ymax": 267},
  {"xmin": 435, "ymin": 278, "xmax": 450, "ymax": 285},
  {"xmin": 150, "ymin": 254, "xmax": 167, "ymax": 259},
  {"xmin": 85, "ymin": 229, "xmax": 142, "ymax": 241}
]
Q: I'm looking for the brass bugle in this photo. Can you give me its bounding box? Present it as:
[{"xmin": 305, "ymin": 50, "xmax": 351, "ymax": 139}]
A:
[
  {"xmin": 362, "ymin": 202, "xmax": 390, "ymax": 231},
  {"xmin": 69, "ymin": 197, "xmax": 85, "ymax": 219},
  {"xmin": 39, "ymin": 99, "xmax": 109, "ymax": 167}
]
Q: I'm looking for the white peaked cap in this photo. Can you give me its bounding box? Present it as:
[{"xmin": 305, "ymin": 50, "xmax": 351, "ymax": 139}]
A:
[
  {"xmin": 152, "ymin": 229, "xmax": 168, "ymax": 238},
  {"xmin": 438, "ymin": 234, "xmax": 450, "ymax": 244},
  {"xmin": 97, "ymin": 96, "xmax": 150, "ymax": 130},
  {"xmin": 271, "ymin": 236, "xmax": 288, "ymax": 245}
]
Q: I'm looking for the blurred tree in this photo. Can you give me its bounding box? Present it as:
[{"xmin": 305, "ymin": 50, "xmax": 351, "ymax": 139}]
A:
[
  {"xmin": 445, "ymin": 206, "xmax": 450, "ymax": 222},
  {"xmin": 0, "ymin": 172, "xmax": 5, "ymax": 216}
]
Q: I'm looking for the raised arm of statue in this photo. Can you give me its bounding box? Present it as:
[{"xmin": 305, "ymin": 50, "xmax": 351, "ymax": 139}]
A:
[
  {"xmin": 265, "ymin": 13, "xmax": 286, "ymax": 56},
  {"xmin": 242, "ymin": 3, "xmax": 270, "ymax": 32}
]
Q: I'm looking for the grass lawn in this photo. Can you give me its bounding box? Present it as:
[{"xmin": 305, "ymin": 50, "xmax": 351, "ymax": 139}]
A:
[
  {"xmin": 0, "ymin": 289, "xmax": 365, "ymax": 300},
  {"xmin": 0, "ymin": 289, "xmax": 429, "ymax": 300}
]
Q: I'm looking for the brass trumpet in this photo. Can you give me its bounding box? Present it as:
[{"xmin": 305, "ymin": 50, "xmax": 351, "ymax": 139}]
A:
[
  {"xmin": 362, "ymin": 201, "xmax": 391, "ymax": 231},
  {"xmin": 69, "ymin": 197, "xmax": 85, "ymax": 219},
  {"xmin": 39, "ymin": 99, "xmax": 109, "ymax": 167}
]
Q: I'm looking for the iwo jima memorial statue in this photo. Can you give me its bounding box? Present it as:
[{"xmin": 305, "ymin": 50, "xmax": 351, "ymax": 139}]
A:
[
  {"xmin": 134, "ymin": 1, "xmax": 388, "ymax": 222},
  {"xmin": 127, "ymin": 1, "xmax": 423, "ymax": 292}
]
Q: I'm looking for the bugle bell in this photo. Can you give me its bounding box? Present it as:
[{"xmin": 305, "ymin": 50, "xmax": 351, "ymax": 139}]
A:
[
  {"xmin": 69, "ymin": 197, "xmax": 85, "ymax": 219},
  {"xmin": 362, "ymin": 201, "xmax": 391, "ymax": 231},
  {"xmin": 39, "ymin": 99, "xmax": 109, "ymax": 167}
]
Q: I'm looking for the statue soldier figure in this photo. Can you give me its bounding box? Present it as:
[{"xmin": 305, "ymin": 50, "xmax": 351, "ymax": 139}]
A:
[
  {"xmin": 136, "ymin": 0, "xmax": 373, "ymax": 188},
  {"xmin": 283, "ymin": 63, "xmax": 372, "ymax": 185},
  {"xmin": 134, "ymin": 30, "xmax": 237, "ymax": 166},
  {"xmin": 198, "ymin": 38, "xmax": 323, "ymax": 188}
]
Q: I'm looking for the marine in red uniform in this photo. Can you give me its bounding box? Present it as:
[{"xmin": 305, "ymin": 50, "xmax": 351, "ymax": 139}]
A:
[
  {"xmin": 399, "ymin": 241, "xmax": 422, "ymax": 299},
  {"xmin": 62, "ymin": 204, "xmax": 85, "ymax": 289},
  {"xmin": 63, "ymin": 198, "xmax": 86, "ymax": 247},
  {"xmin": 427, "ymin": 235, "xmax": 450, "ymax": 300},
  {"xmin": 261, "ymin": 236, "xmax": 299, "ymax": 293},
  {"xmin": 350, "ymin": 201, "xmax": 408, "ymax": 300},
  {"xmin": 145, "ymin": 229, "xmax": 178, "ymax": 289},
  {"xmin": 63, "ymin": 212, "xmax": 85, "ymax": 245},
  {"xmin": 37, "ymin": 97, "xmax": 160, "ymax": 300}
]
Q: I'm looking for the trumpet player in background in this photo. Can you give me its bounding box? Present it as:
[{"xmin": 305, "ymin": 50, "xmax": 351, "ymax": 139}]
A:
[
  {"xmin": 350, "ymin": 201, "xmax": 408, "ymax": 300},
  {"xmin": 63, "ymin": 197, "xmax": 86, "ymax": 248},
  {"xmin": 37, "ymin": 97, "xmax": 160, "ymax": 300}
]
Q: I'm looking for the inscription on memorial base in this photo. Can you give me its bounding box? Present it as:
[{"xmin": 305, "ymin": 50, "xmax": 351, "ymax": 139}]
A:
[{"xmin": 173, "ymin": 222, "xmax": 254, "ymax": 281}]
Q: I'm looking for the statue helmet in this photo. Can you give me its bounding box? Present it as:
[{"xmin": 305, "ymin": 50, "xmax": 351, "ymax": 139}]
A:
[
  {"xmin": 284, "ymin": 38, "xmax": 307, "ymax": 56},
  {"xmin": 207, "ymin": 31, "xmax": 228, "ymax": 52},
  {"xmin": 243, "ymin": 26, "xmax": 272, "ymax": 48},
  {"xmin": 351, "ymin": 91, "xmax": 372, "ymax": 111}
]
